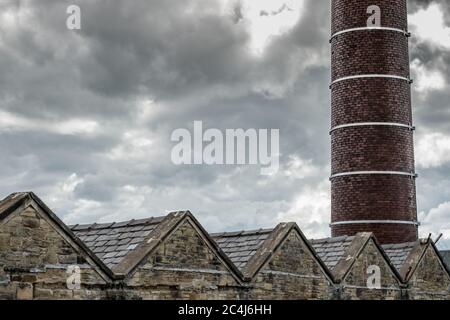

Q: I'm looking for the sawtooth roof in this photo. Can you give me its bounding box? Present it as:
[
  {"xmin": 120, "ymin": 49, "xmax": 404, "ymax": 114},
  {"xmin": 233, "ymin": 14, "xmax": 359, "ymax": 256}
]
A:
[
  {"xmin": 211, "ymin": 223, "xmax": 334, "ymax": 282},
  {"xmin": 2, "ymin": 192, "xmax": 450, "ymax": 285}
]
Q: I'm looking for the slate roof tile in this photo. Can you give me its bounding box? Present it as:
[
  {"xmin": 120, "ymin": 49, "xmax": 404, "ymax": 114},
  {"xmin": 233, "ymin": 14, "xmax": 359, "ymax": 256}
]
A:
[
  {"xmin": 71, "ymin": 216, "xmax": 164, "ymax": 269},
  {"xmin": 127, "ymin": 243, "xmax": 139, "ymax": 250},
  {"xmin": 117, "ymin": 238, "xmax": 130, "ymax": 245},
  {"xmin": 94, "ymin": 240, "xmax": 107, "ymax": 247},
  {"xmin": 382, "ymin": 242, "xmax": 417, "ymax": 271},
  {"xmin": 211, "ymin": 228, "xmax": 273, "ymax": 271},
  {"xmin": 310, "ymin": 235, "xmax": 355, "ymax": 270},
  {"xmin": 440, "ymin": 250, "xmax": 450, "ymax": 270},
  {"xmin": 93, "ymin": 247, "xmax": 105, "ymax": 254},
  {"xmin": 70, "ymin": 208, "xmax": 424, "ymax": 278},
  {"xmin": 130, "ymin": 237, "xmax": 144, "ymax": 244},
  {"xmin": 103, "ymin": 252, "xmax": 117, "ymax": 259},
  {"xmin": 96, "ymin": 235, "xmax": 111, "ymax": 242}
]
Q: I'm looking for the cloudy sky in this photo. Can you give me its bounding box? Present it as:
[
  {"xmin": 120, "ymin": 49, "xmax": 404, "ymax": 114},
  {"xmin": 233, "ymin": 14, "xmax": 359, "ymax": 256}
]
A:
[{"xmin": 1, "ymin": 0, "xmax": 450, "ymax": 248}]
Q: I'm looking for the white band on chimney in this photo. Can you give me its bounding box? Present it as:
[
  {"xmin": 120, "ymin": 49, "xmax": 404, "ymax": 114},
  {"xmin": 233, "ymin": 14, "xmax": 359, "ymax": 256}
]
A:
[
  {"xmin": 331, "ymin": 74, "xmax": 412, "ymax": 86},
  {"xmin": 330, "ymin": 220, "xmax": 420, "ymax": 227},
  {"xmin": 330, "ymin": 171, "xmax": 418, "ymax": 180},
  {"xmin": 330, "ymin": 27, "xmax": 410, "ymax": 41},
  {"xmin": 330, "ymin": 122, "xmax": 415, "ymax": 134}
]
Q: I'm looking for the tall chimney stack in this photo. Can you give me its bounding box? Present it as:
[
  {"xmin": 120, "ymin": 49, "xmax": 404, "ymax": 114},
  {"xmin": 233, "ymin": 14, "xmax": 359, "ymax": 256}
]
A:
[{"xmin": 330, "ymin": 0, "xmax": 419, "ymax": 244}]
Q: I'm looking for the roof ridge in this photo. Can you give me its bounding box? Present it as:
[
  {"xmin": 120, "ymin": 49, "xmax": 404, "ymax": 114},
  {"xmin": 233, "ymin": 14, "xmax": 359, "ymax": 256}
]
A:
[
  {"xmin": 309, "ymin": 235, "xmax": 355, "ymax": 244},
  {"xmin": 382, "ymin": 241, "xmax": 419, "ymax": 249},
  {"xmin": 70, "ymin": 215, "xmax": 168, "ymax": 231},
  {"xmin": 211, "ymin": 228, "xmax": 274, "ymax": 237},
  {"xmin": 330, "ymin": 233, "xmax": 373, "ymax": 281},
  {"xmin": 0, "ymin": 192, "xmax": 31, "ymax": 218},
  {"xmin": 111, "ymin": 211, "xmax": 244, "ymax": 282}
]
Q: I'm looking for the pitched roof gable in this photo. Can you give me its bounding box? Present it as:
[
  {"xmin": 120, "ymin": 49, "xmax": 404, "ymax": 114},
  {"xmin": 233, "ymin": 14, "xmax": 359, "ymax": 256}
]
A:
[
  {"xmin": 70, "ymin": 216, "xmax": 166, "ymax": 269},
  {"xmin": 314, "ymin": 232, "xmax": 402, "ymax": 283},
  {"xmin": 6, "ymin": 192, "xmax": 431, "ymax": 285},
  {"xmin": 108, "ymin": 211, "xmax": 243, "ymax": 281},
  {"xmin": 0, "ymin": 192, "xmax": 30, "ymax": 220},
  {"xmin": 1, "ymin": 193, "xmax": 243, "ymax": 281},
  {"xmin": 399, "ymin": 239, "xmax": 450, "ymax": 282},
  {"xmin": 214, "ymin": 223, "xmax": 333, "ymax": 281},
  {"xmin": 0, "ymin": 192, "xmax": 114, "ymax": 280}
]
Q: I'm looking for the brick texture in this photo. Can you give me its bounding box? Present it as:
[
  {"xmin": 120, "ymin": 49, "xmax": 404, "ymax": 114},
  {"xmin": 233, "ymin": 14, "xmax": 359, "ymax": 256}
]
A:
[
  {"xmin": 331, "ymin": 0, "xmax": 408, "ymax": 35},
  {"xmin": 331, "ymin": 126, "xmax": 415, "ymax": 173},
  {"xmin": 330, "ymin": 0, "xmax": 418, "ymax": 243},
  {"xmin": 331, "ymin": 79, "xmax": 412, "ymax": 127},
  {"xmin": 331, "ymin": 32, "xmax": 410, "ymax": 81}
]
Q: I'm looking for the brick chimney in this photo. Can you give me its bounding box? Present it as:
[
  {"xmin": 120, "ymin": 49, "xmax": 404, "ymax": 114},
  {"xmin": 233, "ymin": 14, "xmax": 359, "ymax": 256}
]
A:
[{"xmin": 330, "ymin": 0, "xmax": 419, "ymax": 244}]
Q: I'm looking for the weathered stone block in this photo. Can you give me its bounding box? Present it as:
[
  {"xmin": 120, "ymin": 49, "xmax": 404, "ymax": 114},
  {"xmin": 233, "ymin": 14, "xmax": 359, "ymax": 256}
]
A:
[
  {"xmin": 16, "ymin": 283, "xmax": 33, "ymax": 300},
  {"xmin": 21, "ymin": 274, "xmax": 38, "ymax": 283},
  {"xmin": 0, "ymin": 274, "xmax": 11, "ymax": 285},
  {"xmin": 22, "ymin": 217, "xmax": 40, "ymax": 229},
  {"xmin": 34, "ymin": 288, "xmax": 53, "ymax": 299}
]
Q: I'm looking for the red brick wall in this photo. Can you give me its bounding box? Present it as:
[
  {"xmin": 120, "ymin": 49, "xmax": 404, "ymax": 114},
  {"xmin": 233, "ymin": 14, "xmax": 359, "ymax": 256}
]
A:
[
  {"xmin": 331, "ymin": 176, "xmax": 417, "ymax": 220},
  {"xmin": 331, "ymin": 79, "xmax": 412, "ymax": 127},
  {"xmin": 331, "ymin": 0, "xmax": 408, "ymax": 35},
  {"xmin": 331, "ymin": 127, "xmax": 415, "ymax": 173},
  {"xmin": 330, "ymin": 0, "xmax": 418, "ymax": 243},
  {"xmin": 332, "ymin": 32, "xmax": 410, "ymax": 80}
]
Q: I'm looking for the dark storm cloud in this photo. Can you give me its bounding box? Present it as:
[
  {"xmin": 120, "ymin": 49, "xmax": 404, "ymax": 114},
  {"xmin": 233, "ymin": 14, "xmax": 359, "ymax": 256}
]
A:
[
  {"xmin": 0, "ymin": 0, "xmax": 450, "ymax": 245},
  {"xmin": 406, "ymin": 1, "xmax": 450, "ymax": 248},
  {"xmin": 406, "ymin": 2, "xmax": 450, "ymax": 132},
  {"xmin": 407, "ymin": 2, "xmax": 450, "ymax": 139},
  {"xmin": 75, "ymin": 0, "xmax": 252, "ymax": 99}
]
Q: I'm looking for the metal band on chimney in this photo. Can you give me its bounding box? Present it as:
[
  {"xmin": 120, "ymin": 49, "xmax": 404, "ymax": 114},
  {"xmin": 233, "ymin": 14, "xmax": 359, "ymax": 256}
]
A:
[
  {"xmin": 330, "ymin": 27, "xmax": 411, "ymax": 42},
  {"xmin": 330, "ymin": 122, "xmax": 415, "ymax": 134},
  {"xmin": 331, "ymin": 74, "xmax": 412, "ymax": 87},
  {"xmin": 330, "ymin": 171, "xmax": 418, "ymax": 180},
  {"xmin": 330, "ymin": 220, "xmax": 420, "ymax": 227}
]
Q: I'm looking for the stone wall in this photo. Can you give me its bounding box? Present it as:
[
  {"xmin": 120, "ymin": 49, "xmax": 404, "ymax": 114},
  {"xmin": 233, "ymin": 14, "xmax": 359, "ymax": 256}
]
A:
[
  {"xmin": 406, "ymin": 245, "xmax": 450, "ymax": 300},
  {"xmin": 247, "ymin": 230, "xmax": 332, "ymax": 300},
  {"xmin": 0, "ymin": 205, "xmax": 109, "ymax": 300},
  {"xmin": 122, "ymin": 219, "xmax": 241, "ymax": 300},
  {"xmin": 338, "ymin": 239, "xmax": 402, "ymax": 300},
  {"xmin": 1, "ymin": 201, "xmax": 450, "ymax": 300}
]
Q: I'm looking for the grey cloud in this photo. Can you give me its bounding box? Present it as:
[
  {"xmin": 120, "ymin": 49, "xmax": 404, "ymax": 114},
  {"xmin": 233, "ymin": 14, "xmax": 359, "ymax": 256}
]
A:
[
  {"xmin": 409, "ymin": 0, "xmax": 450, "ymax": 26},
  {"xmin": 0, "ymin": 0, "xmax": 449, "ymax": 245}
]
